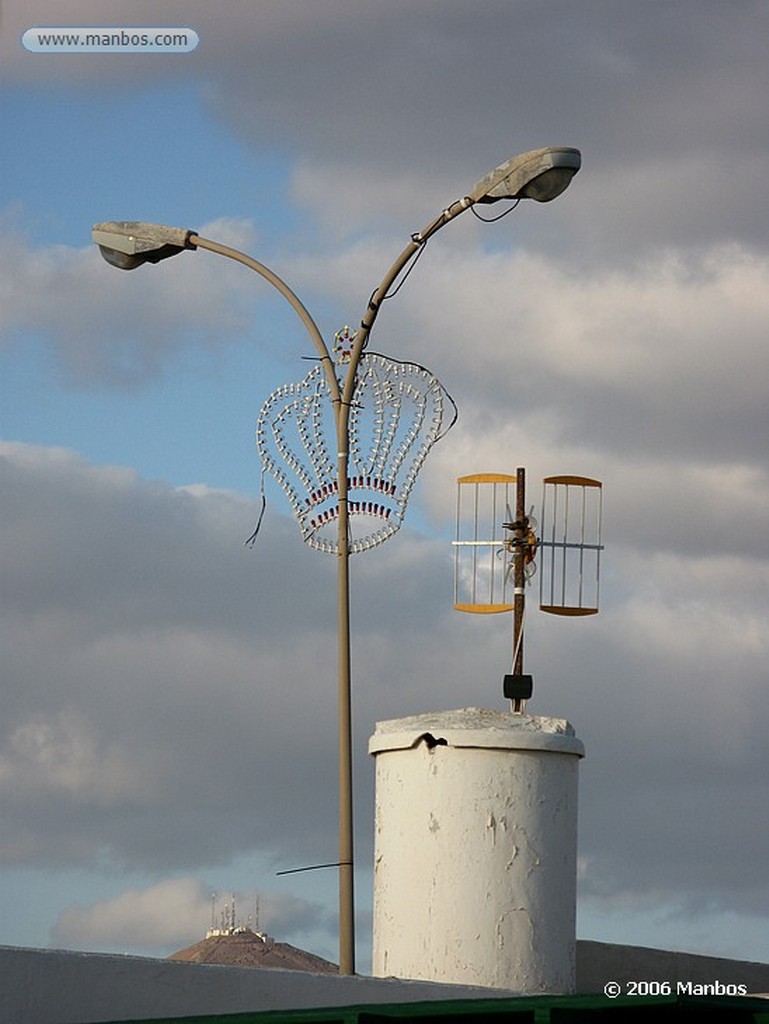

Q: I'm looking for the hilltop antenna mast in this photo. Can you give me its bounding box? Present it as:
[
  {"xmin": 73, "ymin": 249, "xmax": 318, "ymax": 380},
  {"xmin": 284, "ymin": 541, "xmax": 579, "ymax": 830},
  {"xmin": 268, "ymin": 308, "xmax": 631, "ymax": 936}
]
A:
[{"xmin": 453, "ymin": 467, "xmax": 603, "ymax": 710}]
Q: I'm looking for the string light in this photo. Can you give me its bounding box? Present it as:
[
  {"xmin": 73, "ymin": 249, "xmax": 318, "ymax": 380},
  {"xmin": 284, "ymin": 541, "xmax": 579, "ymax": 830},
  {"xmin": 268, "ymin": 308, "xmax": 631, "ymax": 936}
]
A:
[{"xmin": 257, "ymin": 351, "xmax": 453, "ymax": 554}]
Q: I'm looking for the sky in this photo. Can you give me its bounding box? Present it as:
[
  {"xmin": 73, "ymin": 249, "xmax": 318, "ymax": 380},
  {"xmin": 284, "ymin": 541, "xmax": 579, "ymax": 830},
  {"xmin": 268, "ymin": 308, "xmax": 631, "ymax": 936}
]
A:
[{"xmin": 1, "ymin": 0, "xmax": 768, "ymax": 975}]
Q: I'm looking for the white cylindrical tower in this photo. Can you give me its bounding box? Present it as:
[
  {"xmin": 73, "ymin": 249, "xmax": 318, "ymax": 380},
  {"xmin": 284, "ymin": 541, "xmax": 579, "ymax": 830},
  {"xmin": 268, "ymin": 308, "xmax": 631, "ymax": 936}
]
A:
[{"xmin": 369, "ymin": 708, "xmax": 584, "ymax": 993}]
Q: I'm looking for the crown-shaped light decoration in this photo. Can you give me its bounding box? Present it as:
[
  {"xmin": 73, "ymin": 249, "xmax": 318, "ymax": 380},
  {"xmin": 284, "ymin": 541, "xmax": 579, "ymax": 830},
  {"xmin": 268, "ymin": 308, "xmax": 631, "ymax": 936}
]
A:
[{"xmin": 257, "ymin": 349, "xmax": 454, "ymax": 554}]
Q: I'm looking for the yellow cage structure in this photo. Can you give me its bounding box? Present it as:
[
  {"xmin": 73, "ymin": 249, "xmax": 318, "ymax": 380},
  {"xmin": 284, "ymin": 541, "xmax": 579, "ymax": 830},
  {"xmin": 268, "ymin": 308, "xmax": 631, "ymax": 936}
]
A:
[{"xmin": 452, "ymin": 469, "xmax": 603, "ymax": 709}]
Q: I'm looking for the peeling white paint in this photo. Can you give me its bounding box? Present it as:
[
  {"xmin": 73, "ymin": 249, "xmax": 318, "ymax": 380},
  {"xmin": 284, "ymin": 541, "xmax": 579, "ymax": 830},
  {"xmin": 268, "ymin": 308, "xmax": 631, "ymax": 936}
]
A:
[{"xmin": 370, "ymin": 709, "xmax": 584, "ymax": 994}]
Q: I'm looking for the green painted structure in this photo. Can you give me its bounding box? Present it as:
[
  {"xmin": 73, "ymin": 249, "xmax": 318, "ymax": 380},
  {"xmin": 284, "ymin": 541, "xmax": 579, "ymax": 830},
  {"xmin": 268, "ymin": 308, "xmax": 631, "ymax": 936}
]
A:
[{"xmin": 93, "ymin": 992, "xmax": 769, "ymax": 1024}]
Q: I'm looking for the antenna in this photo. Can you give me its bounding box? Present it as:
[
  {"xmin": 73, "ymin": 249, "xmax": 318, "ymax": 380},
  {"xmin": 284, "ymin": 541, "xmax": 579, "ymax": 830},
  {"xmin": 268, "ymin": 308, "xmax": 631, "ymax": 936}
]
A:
[
  {"xmin": 453, "ymin": 472, "xmax": 516, "ymax": 614},
  {"xmin": 539, "ymin": 476, "xmax": 603, "ymax": 616},
  {"xmin": 453, "ymin": 467, "xmax": 604, "ymax": 711}
]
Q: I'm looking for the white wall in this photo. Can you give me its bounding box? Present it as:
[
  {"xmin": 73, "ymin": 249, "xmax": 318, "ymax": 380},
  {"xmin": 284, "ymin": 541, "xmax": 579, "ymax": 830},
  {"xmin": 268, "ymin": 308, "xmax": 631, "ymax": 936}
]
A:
[
  {"xmin": 3, "ymin": 940, "xmax": 768, "ymax": 1023},
  {"xmin": 0, "ymin": 945, "xmax": 513, "ymax": 1024}
]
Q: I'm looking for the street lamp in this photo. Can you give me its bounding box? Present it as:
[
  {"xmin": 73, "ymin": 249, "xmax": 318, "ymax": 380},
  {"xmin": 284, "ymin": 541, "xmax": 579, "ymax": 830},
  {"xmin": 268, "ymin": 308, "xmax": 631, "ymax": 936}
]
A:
[
  {"xmin": 469, "ymin": 146, "xmax": 580, "ymax": 204},
  {"xmin": 92, "ymin": 145, "xmax": 580, "ymax": 976}
]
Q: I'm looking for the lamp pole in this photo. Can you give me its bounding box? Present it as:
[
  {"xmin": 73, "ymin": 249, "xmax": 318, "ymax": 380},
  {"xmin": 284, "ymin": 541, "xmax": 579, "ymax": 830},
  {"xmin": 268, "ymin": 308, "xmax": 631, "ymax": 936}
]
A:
[{"xmin": 92, "ymin": 144, "xmax": 580, "ymax": 976}]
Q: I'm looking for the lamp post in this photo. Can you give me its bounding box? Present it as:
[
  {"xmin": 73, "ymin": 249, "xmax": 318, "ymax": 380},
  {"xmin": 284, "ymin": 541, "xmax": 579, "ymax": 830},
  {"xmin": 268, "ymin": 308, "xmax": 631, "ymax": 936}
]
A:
[{"xmin": 92, "ymin": 145, "xmax": 580, "ymax": 976}]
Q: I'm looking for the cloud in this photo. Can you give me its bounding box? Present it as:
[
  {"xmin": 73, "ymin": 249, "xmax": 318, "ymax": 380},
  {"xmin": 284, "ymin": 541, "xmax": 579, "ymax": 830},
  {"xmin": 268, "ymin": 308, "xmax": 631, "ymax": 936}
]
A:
[
  {"xmin": 0, "ymin": 216, "xmax": 266, "ymax": 389},
  {"xmin": 0, "ymin": 442, "xmax": 341, "ymax": 870},
  {"xmin": 233, "ymin": 1, "xmax": 765, "ymax": 261},
  {"xmin": 2, "ymin": 438, "xmax": 766, "ymax": 930},
  {"xmin": 5, "ymin": 1, "xmax": 768, "ymax": 258},
  {"xmin": 299, "ymin": 234, "xmax": 769, "ymax": 478},
  {"xmin": 0, "ymin": 710, "xmax": 170, "ymax": 806},
  {"xmin": 5, "ymin": 210, "xmax": 767, "ymax": 478},
  {"xmin": 50, "ymin": 877, "xmax": 210, "ymax": 950},
  {"xmin": 49, "ymin": 876, "xmax": 333, "ymax": 953}
]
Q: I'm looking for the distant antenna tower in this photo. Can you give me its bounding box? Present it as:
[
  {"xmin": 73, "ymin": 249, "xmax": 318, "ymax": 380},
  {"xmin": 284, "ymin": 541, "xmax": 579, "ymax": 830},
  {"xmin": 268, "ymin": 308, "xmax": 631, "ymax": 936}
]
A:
[{"xmin": 453, "ymin": 468, "xmax": 603, "ymax": 711}]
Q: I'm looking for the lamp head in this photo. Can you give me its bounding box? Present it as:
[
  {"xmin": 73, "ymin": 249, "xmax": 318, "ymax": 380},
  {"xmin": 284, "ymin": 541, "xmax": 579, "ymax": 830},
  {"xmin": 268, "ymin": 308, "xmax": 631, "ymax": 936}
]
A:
[
  {"xmin": 470, "ymin": 147, "xmax": 581, "ymax": 205},
  {"xmin": 92, "ymin": 221, "xmax": 193, "ymax": 270}
]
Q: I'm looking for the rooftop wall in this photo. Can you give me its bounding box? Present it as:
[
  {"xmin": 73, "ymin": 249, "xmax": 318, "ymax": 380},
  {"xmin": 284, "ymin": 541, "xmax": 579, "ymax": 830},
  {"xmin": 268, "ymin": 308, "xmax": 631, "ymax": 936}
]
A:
[
  {"xmin": 0, "ymin": 945, "xmax": 512, "ymax": 1024},
  {"xmin": 2, "ymin": 941, "xmax": 767, "ymax": 1024}
]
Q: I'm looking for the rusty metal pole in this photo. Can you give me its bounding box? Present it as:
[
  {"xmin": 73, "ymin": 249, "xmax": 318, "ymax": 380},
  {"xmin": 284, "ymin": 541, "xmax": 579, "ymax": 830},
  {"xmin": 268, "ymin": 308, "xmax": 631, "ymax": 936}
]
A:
[
  {"xmin": 172, "ymin": 235, "xmax": 357, "ymax": 974},
  {"xmin": 335, "ymin": 394, "xmax": 355, "ymax": 976},
  {"xmin": 512, "ymin": 466, "xmax": 526, "ymax": 711}
]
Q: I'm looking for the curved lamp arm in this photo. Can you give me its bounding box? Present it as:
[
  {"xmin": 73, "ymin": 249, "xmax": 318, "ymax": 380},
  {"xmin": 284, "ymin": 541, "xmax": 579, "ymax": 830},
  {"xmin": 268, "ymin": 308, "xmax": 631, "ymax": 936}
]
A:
[
  {"xmin": 341, "ymin": 197, "xmax": 472, "ymax": 409},
  {"xmin": 189, "ymin": 234, "xmax": 340, "ymax": 406},
  {"xmin": 92, "ymin": 222, "xmax": 340, "ymax": 406},
  {"xmin": 340, "ymin": 145, "xmax": 580, "ymax": 409}
]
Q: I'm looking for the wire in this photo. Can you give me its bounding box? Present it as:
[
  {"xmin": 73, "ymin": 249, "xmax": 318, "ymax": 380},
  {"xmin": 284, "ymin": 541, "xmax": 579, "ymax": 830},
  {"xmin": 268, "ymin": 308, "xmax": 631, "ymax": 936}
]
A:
[
  {"xmin": 511, "ymin": 604, "xmax": 526, "ymax": 672},
  {"xmin": 276, "ymin": 861, "xmax": 348, "ymax": 876},
  {"xmin": 381, "ymin": 237, "xmax": 430, "ymax": 301},
  {"xmin": 470, "ymin": 198, "xmax": 521, "ymax": 223},
  {"xmin": 243, "ymin": 488, "xmax": 267, "ymax": 548},
  {"xmin": 366, "ymin": 350, "xmax": 459, "ymax": 439}
]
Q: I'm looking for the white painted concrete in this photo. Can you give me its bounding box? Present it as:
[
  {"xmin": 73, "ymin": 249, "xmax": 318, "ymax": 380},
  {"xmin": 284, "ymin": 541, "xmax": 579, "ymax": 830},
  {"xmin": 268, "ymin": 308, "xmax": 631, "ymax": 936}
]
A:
[
  {"xmin": 0, "ymin": 945, "xmax": 516, "ymax": 1024},
  {"xmin": 576, "ymin": 940, "xmax": 769, "ymax": 996},
  {"xmin": 370, "ymin": 708, "xmax": 584, "ymax": 993},
  {"xmin": 3, "ymin": 941, "xmax": 768, "ymax": 1024}
]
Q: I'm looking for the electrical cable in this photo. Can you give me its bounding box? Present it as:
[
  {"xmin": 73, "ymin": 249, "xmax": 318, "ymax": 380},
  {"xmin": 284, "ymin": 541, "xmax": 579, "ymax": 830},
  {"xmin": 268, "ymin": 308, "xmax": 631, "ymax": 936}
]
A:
[
  {"xmin": 381, "ymin": 236, "xmax": 430, "ymax": 301},
  {"xmin": 366, "ymin": 350, "xmax": 459, "ymax": 438},
  {"xmin": 243, "ymin": 484, "xmax": 267, "ymax": 548},
  {"xmin": 471, "ymin": 198, "xmax": 521, "ymax": 223}
]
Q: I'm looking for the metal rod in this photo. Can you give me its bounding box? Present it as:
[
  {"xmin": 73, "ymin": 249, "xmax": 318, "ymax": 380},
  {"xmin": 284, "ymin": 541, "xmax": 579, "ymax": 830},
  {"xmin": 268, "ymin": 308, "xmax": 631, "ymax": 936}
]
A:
[
  {"xmin": 561, "ymin": 483, "xmax": 569, "ymax": 608},
  {"xmin": 453, "ymin": 482, "xmax": 461, "ymax": 607},
  {"xmin": 512, "ymin": 467, "xmax": 526, "ymax": 711},
  {"xmin": 335, "ymin": 355, "xmax": 355, "ymax": 977},
  {"xmin": 504, "ymin": 480, "xmax": 513, "ymax": 605},
  {"xmin": 548, "ymin": 481, "xmax": 557, "ymax": 609},
  {"xmin": 276, "ymin": 861, "xmax": 347, "ymax": 876},
  {"xmin": 490, "ymin": 481, "xmax": 498, "ymax": 606},
  {"xmin": 190, "ymin": 236, "xmax": 340, "ymax": 407},
  {"xmin": 538, "ymin": 541, "xmax": 604, "ymax": 551},
  {"xmin": 191, "ymin": 233, "xmax": 356, "ymax": 976},
  {"xmin": 472, "ymin": 482, "xmax": 480, "ymax": 606},
  {"xmin": 578, "ymin": 485, "xmax": 586, "ymax": 608},
  {"xmin": 595, "ymin": 487, "xmax": 603, "ymax": 619}
]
